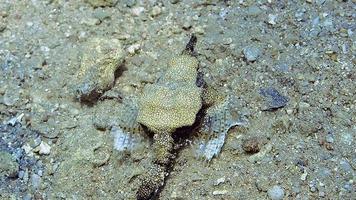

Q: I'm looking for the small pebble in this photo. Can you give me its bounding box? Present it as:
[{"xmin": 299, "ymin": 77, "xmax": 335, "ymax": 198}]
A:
[
  {"xmin": 214, "ymin": 177, "xmax": 225, "ymax": 186},
  {"xmin": 170, "ymin": 0, "xmax": 180, "ymax": 4},
  {"xmin": 31, "ymin": 173, "xmax": 41, "ymax": 189},
  {"xmin": 23, "ymin": 194, "xmax": 32, "ymax": 200},
  {"xmin": 259, "ymin": 87, "xmax": 289, "ymax": 110},
  {"xmin": 127, "ymin": 43, "xmax": 140, "ymax": 55},
  {"xmin": 212, "ymin": 190, "xmax": 228, "ymax": 195},
  {"xmin": 0, "ymin": 17, "xmax": 6, "ymax": 32},
  {"xmin": 309, "ymin": 180, "xmax": 317, "ymax": 192},
  {"xmin": 242, "ymin": 137, "xmax": 261, "ymax": 153},
  {"xmin": 267, "ymin": 185, "xmax": 285, "ymax": 200},
  {"xmin": 38, "ymin": 141, "xmax": 51, "ymax": 155},
  {"xmin": 300, "ymin": 171, "xmax": 308, "ymax": 181},
  {"xmin": 325, "ymin": 131, "xmax": 334, "ymax": 143},
  {"xmin": 0, "ymin": 151, "xmax": 19, "ymax": 177},
  {"xmin": 243, "ymin": 46, "xmax": 261, "ymax": 62},
  {"xmin": 131, "ymin": 7, "xmax": 144, "ymax": 16},
  {"xmin": 194, "ymin": 26, "xmax": 205, "ymax": 35},
  {"xmin": 268, "ymin": 14, "xmax": 277, "ymax": 25},
  {"xmin": 151, "ymin": 6, "xmax": 162, "ymax": 17},
  {"xmin": 3, "ymin": 88, "xmax": 20, "ymax": 106},
  {"xmin": 182, "ymin": 21, "xmax": 192, "ymax": 30}
]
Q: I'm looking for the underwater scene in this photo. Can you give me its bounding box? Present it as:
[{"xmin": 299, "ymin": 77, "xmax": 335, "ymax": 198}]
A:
[{"xmin": 0, "ymin": 0, "xmax": 354, "ymax": 199}]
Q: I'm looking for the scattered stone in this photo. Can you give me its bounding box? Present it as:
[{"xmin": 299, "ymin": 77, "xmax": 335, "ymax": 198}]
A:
[
  {"xmin": 85, "ymin": 0, "xmax": 117, "ymax": 8},
  {"xmin": 325, "ymin": 131, "xmax": 334, "ymax": 143},
  {"xmin": 29, "ymin": 137, "xmax": 42, "ymax": 148},
  {"xmin": 31, "ymin": 173, "xmax": 41, "ymax": 189},
  {"xmin": 247, "ymin": 143, "xmax": 272, "ymax": 163},
  {"xmin": 23, "ymin": 194, "xmax": 32, "ymax": 200},
  {"xmin": 121, "ymin": 0, "xmax": 136, "ymax": 7},
  {"xmin": 2, "ymin": 87, "xmax": 20, "ymax": 106},
  {"xmin": 259, "ymin": 87, "xmax": 289, "ymax": 111},
  {"xmin": 309, "ymin": 179, "xmax": 317, "ymax": 192},
  {"xmin": 298, "ymin": 101, "xmax": 310, "ymax": 109},
  {"xmin": 339, "ymin": 159, "xmax": 352, "ymax": 174},
  {"xmin": 267, "ymin": 185, "xmax": 285, "ymax": 200},
  {"xmin": 7, "ymin": 113, "xmax": 24, "ymax": 126},
  {"xmin": 81, "ymin": 17, "xmax": 100, "ymax": 26},
  {"xmin": 127, "ymin": 43, "xmax": 140, "ymax": 55},
  {"xmin": 170, "ymin": 0, "xmax": 181, "ymax": 4},
  {"xmin": 242, "ymin": 137, "xmax": 261, "ymax": 153},
  {"xmin": 182, "ymin": 20, "xmax": 192, "ymax": 30},
  {"xmin": 151, "ymin": 6, "xmax": 162, "ymax": 17},
  {"xmin": 268, "ymin": 14, "xmax": 278, "ymax": 25},
  {"xmin": 38, "ymin": 141, "xmax": 51, "ymax": 155},
  {"xmin": 243, "ymin": 46, "xmax": 261, "ymax": 62},
  {"xmin": 246, "ymin": 6, "xmax": 262, "ymax": 17},
  {"xmin": 194, "ymin": 25, "xmax": 205, "ymax": 35},
  {"xmin": 255, "ymin": 178, "xmax": 269, "ymax": 192},
  {"xmin": 0, "ymin": 151, "xmax": 19, "ymax": 177},
  {"xmin": 0, "ymin": 17, "xmax": 6, "ymax": 32},
  {"xmin": 93, "ymin": 8, "xmax": 111, "ymax": 22},
  {"xmin": 131, "ymin": 7, "xmax": 145, "ymax": 16},
  {"xmin": 212, "ymin": 190, "xmax": 228, "ymax": 195},
  {"xmin": 214, "ymin": 177, "xmax": 226, "ymax": 186},
  {"xmin": 300, "ymin": 171, "xmax": 308, "ymax": 181}
]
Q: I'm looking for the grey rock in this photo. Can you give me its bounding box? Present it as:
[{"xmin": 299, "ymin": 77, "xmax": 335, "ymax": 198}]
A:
[
  {"xmin": 23, "ymin": 193, "xmax": 32, "ymax": 200},
  {"xmin": 243, "ymin": 46, "xmax": 261, "ymax": 62},
  {"xmin": 325, "ymin": 131, "xmax": 334, "ymax": 143},
  {"xmin": 31, "ymin": 173, "xmax": 41, "ymax": 189},
  {"xmin": 339, "ymin": 159, "xmax": 352, "ymax": 174},
  {"xmin": 0, "ymin": 151, "xmax": 19, "ymax": 177},
  {"xmin": 343, "ymin": 182, "xmax": 352, "ymax": 192},
  {"xmin": 18, "ymin": 170, "xmax": 25, "ymax": 179},
  {"xmin": 246, "ymin": 6, "xmax": 262, "ymax": 17},
  {"xmin": 259, "ymin": 87, "xmax": 289, "ymax": 111},
  {"xmin": 93, "ymin": 8, "xmax": 111, "ymax": 21},
  {"xmin": 309, "ymin": 179, "xmax": 317, "ymax": 192},
  {"xmin": 2, "ymin": 87, "xmax": 20, "ymax": 106},
  {"xmin": 121, "ymin": 0, "xmax": 136, "ymax": 7},
  {"xmin": 267, "ymin": 185, "xmax": 284, "ymax": 200},
  {"xmin": 170, "ymin": 0, "xmax": 181, "ymax": 4}
]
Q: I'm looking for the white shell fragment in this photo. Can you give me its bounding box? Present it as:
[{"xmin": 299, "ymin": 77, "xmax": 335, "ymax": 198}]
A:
[
  {"xmin": 196, "ymin": 97, "xmax": 248, "ymax": 161},
  {"xmin": 112, "ymin": 126, "xmax": 142, "ymax": 151}
]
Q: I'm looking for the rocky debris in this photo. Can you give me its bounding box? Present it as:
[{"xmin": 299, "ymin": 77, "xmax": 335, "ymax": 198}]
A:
[
  {"xmin": 259, "ymin": 87, "xmax": 289, "ymax": 111},
  {"xmin": 0, "ymin": 124, "xmax": 47, "ymax": 198},
  {"xmin": 267, "ymin": 185, "xmax": 284, "ymax": 200},
  {"xmin": 243, "ymin": 45, "xmax": 261, "ymax": 62},
  {"xmin": 0, "ymin": 151, "xmax": 19, "ymax": 177},
  {"xmin": 0, "ymin": 17, "xmax": 6, "ymax": 32},
  {"xmin": 6, "ymin": 113, "xmax": 24, "ymax": 126},
  {"xmin": 38, "ymin": 141, "xmax": 51, "ymax": 155},
  {"xmin": 242, "ymin": 137, "xmax": 262, "ymax": 153},
  {"xmin": 85, "ymin": 0, "xmax": 118, "ymax": 8}
]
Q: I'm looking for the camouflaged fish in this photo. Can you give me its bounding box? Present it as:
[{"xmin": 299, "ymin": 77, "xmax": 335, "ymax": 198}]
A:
[{"xmin": 113, "ymin": 36, "xmax": 245, "ymax": 199}]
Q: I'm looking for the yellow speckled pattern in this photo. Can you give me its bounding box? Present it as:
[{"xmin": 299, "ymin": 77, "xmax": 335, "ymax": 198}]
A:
[{"xmin": 137, "ymin": 55, "xmax": 202, "ymax": 133}]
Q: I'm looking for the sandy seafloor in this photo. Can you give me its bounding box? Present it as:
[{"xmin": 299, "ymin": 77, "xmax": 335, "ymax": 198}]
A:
[{"xmin": 0, "ymin": 0, "xmax": 355, "ymax": 199}]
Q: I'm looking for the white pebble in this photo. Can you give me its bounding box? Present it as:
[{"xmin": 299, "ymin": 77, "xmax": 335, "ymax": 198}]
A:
[
  {"xmin": 127, "ymin": 43, "xmax": 140, "ymax": 55},
  {"xmin": 131, "ymin": 7, "xmax": 145, "ymax": 16},
  {"xmin": 268, "ymin": 14, "xmax": 278, "ymax": 25},
  {"xmin": 39, "ymin": 141, "xmax": 51, "ymax": 155},
  {"xmin": 267, "ymin": 185, "xmax": 284, "ymax": 200}
]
